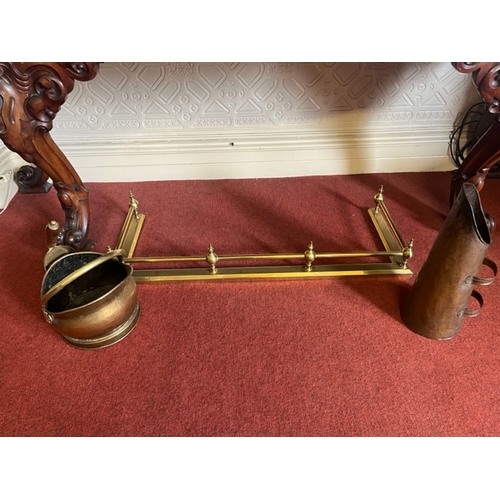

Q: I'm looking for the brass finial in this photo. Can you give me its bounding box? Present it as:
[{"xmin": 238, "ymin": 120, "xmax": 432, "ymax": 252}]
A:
[
  {"xmin": 46, "ymin": 220, "xmax": 61, "ymax": 249},
  {"xmin": 129, "ymin": 191, "xmax": 140, "ymax": 220},
  {"xmin": 304, "ymin": 241, "xmax": 316, "ymax": 272},
  {"xmin": 47, "ymin": 220, "xmax": 59, "ymax": 231},
  {"xmin": 206, "ymin": 244, "xmax": 218, "ymax": 274},
  {"xmin": 401, "ymin": 239, "xmax": 414, "ymax": 268},
  {"xmin": 374, "ymin": 185, "xmax": 384, "ymax": 213}
]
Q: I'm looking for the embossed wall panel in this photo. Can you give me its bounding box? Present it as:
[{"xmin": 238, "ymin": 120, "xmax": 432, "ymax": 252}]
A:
[
  {"xmin": 14, "ymin": 62, "xmax": 478, "ymax": 181},
  {"xmin": 51, "ymin": 62, "xmax": 477, "ymax": 137}
]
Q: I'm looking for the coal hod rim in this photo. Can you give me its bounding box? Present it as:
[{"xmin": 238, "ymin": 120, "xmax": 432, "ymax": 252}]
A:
[
  {"xmin": 45, "ymin": 260, "xmax": 132, "ymax": 315},
  {"xmin": 41, "ymin": 249, "xmax": 127, "ymax": 309}
]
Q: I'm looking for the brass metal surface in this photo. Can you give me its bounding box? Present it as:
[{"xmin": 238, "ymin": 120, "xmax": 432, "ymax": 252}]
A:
[
  {"xmin": 61, "ymin": 302, "xmax": 140, "ymax": 349},
  {"xmin": 115, "ymin": 186, "xmax": 413, "ymax": 283},
  {"xmin": 41, "ymin": 249, "xmax": 125, "ymax": 305},
  {"xmin": 115, "ymin": 192, "xmax": 145, "ymax": 258},
  {"xmin": 132, "ymin": 263, "xmax": 411, "ymax": 283},
  {"xmin": 41, "ymin": 248, "xmax": 140, "ymax": 350},
  {"xmin": 368, "ymin": 186, "xmax": 413, "ymax": 269}
]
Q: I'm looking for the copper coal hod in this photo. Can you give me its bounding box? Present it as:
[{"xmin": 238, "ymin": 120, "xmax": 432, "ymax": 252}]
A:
[{"xmin": 41, "ymin": 249, "xmax": 140, "ymax": 349}]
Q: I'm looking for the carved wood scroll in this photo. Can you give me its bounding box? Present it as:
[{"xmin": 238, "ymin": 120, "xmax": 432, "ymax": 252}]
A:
[
  {"xmin": 0, "ymin": 62, "xmax": 99, "ymax": 250},
  {"xmin": 451, "ymin": 63, "xmax": 500, "ymax": 202},
  {"xmin": 453, "ymin": 63, "xmax": 500, "ymax": 116}
]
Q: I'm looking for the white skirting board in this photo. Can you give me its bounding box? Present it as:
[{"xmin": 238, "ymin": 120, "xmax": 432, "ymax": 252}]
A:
[
  {"xmin": 48, "ymin": 127, "xmax": 455, "ymax": 183},
  {"xmin": 0, "ymin": 126, "xmax": 456, "ymax": 186}
]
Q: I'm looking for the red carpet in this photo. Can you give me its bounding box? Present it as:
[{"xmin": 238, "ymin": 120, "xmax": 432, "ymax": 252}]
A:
[{"xmin": 1, "ymin": 171, "xmax": 500, "ymax": 437}]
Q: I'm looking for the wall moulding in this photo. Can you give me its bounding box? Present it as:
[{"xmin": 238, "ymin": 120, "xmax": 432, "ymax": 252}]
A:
[{"xmin": 17, "ymin": 127, "xmax": 454, "ymax": 183}]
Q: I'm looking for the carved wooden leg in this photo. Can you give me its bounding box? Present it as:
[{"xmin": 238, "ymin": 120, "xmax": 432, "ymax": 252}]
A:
[
  {"xmin": 29, "ymin": 131, "xmax": 93, "ymax": 249},
  {"xmin": 0, "ymin": 62, "xmax": 99, "ymax": 250}
]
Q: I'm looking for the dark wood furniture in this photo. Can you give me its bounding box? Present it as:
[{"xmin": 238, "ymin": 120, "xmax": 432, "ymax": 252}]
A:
[
  {"xmin": 0, "ymin": 62, "xmax": 99, "ymax": 250},
  {"xmin": 451, "ymin": 63, "xmax": 500, "ymax": 204}
]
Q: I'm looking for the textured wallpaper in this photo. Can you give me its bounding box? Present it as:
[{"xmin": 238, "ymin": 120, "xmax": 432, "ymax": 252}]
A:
[{"xmin": 52, "ymin": 62, "xmax": 479, "ymax": 138}]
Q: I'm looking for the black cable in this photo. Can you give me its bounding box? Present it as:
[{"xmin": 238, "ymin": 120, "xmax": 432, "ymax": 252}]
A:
[{"xmin": 448, "ymin": 102, "xmax": 488, "ymax": 168}]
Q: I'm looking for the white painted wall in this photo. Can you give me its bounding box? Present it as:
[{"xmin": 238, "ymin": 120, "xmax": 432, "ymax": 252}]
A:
[{"xmin": 1, "ymin": 62, "xmax": 480, "ymax": 183}]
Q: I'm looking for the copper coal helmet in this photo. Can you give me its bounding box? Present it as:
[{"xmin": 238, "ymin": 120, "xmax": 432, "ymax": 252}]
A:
[{"xmin": 41, "ymin": 248, "xmax": 140, "ymax": 350}]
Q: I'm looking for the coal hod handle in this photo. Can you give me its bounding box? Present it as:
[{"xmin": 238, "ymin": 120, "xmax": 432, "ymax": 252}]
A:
[{"xmin": 41, "ymin": 249, "xmax": 125, "ymax": 306}]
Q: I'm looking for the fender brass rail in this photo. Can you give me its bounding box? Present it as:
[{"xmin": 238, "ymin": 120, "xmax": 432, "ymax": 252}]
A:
[{"xmin": 115, "ymin": 186, "xmax": 413, "ymax": 283}]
